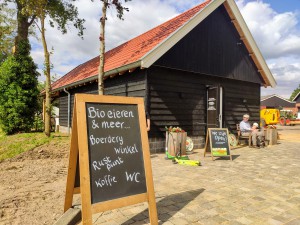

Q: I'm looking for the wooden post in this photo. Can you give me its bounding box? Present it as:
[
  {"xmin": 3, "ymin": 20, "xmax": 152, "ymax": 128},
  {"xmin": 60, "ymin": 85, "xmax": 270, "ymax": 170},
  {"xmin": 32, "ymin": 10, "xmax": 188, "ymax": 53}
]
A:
[
  {"xmin": 64, "ymin": 101, "xmax": 79, "ymax": 212},
  {"xmin": 265, "ymin": 128, "xmax": 278, "ymax": 145}
]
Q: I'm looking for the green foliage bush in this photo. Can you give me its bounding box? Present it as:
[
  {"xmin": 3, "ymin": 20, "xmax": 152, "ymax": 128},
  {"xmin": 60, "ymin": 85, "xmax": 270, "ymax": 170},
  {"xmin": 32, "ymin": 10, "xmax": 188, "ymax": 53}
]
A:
[
  {"xmin": 0, "ymin": 40, "xmax": 39, "ymax": 134},
  {"xmin": 33, "ymin": 115, "xmax": 44, "ymax": 132}
]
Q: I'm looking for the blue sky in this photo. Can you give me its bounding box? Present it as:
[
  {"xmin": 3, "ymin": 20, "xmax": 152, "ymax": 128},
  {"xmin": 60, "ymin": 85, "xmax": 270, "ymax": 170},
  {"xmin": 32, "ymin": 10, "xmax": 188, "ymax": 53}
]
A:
[
  {"xmin": 29, "ymin": 0, "xmax": 300, "ymax": 99},
  {"xmin": 250, "ymin": 0, "xmax": 300, "ymax": 14},
  {"xmin": 255, "ymin": 0, "xmax": 300, "ymax": 29}
]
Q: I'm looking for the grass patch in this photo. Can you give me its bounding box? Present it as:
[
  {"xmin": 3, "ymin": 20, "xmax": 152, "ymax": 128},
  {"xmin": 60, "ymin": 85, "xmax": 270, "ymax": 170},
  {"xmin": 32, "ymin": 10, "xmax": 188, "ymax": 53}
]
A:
[{"xmin": 0, "ymin": 129, "xmax": 54, "ymax": 161}]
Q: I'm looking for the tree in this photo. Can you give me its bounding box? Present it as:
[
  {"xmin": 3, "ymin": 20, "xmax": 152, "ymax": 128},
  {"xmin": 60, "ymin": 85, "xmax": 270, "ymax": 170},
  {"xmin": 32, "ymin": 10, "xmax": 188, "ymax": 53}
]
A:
[
  {"xmin": 98, "ymin": 0, "xmax": 130, "ymax": 94},
  {"xmin": 0, "ymin": 3, "xmax": 17, "ymax": 63},
  {"xmin": 0, "ymin": 2, "xmax": 40, "ymax": 135},
  {"xmin": 0, "ymin": 40, "xmax": 39, "ymax": 134},
  {"xmin": 290, "ymin": 84, "xmax": 300, "ymax": 101},
  {"xmin": 1, "ymin": 0, "xmax": 40, "ymax": 55},
  {"xmin": 19, "ymin": 0, "xmax": 85, "ymax": 136},
  {"xmin": 14, "ymin": 0, "xmax": 36, "ymax": 54}
]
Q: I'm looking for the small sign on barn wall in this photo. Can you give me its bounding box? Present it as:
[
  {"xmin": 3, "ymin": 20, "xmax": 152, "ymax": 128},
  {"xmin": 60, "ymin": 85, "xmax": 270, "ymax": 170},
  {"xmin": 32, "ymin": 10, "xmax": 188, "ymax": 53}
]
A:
[
  {"xmin": 64, "ymin": 94, "xmax": 158, "ymax": 225},
  {"xmin": 204, "ymin": 128, "xmax": 232, "ymax": 161}
]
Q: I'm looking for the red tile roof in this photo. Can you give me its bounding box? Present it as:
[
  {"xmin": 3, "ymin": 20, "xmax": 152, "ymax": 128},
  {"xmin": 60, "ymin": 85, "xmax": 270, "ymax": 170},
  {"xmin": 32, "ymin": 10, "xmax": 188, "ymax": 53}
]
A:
[{"xmin": 52, "ymin": 0, "xmax": 212, "ymax": 91}]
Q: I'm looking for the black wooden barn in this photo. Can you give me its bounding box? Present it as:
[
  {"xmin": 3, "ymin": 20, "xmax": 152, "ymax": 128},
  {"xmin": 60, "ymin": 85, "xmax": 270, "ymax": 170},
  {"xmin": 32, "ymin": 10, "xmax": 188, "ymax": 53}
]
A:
[
  {"xmin": 261, "ymin": 94, "xmax": 296, "ymax": 109},
  {"xmin": 50, "ymin": 0, "xmax": 276, "ymax": 152}
]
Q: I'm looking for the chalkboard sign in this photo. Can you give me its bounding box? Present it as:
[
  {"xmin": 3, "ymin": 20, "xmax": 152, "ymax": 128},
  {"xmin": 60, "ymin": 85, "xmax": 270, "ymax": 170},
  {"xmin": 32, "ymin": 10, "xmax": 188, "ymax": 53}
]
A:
[
  {"xmin": 64, "ymin": 94, "xmax": 158, "ymax": 225},
  {"xmin": 204, "ymin": 128, "xmax": 232, "ymax": 160},
  {"xmin": 86, "ymin": 103, "xmax": 146, "ymax": 203}
]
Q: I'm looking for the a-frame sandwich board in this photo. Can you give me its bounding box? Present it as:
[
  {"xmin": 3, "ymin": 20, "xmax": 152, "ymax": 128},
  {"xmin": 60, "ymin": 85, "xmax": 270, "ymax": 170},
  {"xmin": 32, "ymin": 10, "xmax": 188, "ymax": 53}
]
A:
[{"xmin": 64, "ymin": 94, "xmax": 158, "ymax": 225}]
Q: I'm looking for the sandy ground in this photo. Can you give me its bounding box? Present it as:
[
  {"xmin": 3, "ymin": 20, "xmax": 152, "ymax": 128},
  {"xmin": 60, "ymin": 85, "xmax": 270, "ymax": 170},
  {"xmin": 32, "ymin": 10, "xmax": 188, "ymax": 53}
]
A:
[
  {"xmin": 0, "ymin": 135, "xmax": 71, "ymax": 225},
  {"xmin": 0, "ymin": 126, "xmax": 299, "ymax": 225}
]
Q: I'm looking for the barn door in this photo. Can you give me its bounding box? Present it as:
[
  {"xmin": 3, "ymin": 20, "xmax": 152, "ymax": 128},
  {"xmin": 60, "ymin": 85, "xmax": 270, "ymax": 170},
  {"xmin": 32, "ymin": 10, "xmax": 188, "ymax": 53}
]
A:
[{"xmin": 207, "ymin": 86, "xmax": 223, "ymax": 128}]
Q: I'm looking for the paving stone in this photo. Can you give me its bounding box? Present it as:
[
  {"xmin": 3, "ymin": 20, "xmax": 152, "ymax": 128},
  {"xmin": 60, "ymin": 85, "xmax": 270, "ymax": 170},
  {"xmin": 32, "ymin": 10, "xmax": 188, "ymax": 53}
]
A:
[
  {"xmin": 267, "ymin": 218, "xmax": 283, "ymax": 225},
  {"xmin": 160, "ymin": 221, "xmax": 173, "ymax": 225},
  {"xmin": 272, "ymin": 213, "xmax": 295, "ymax": 223},
  {"xmin": 198, "ymin": 217, "xmax": 228, "ymax": 225},
  {"xmin": 287, "ymin": 196, "xmax": 300, "ymax": 204},
  {"xmin": 221, "ymin": 212, "xmax": 241, "ymax": 221},
  {"xmin": 184, "ymin": 213, "xmax": 201, "ymax": 223},
  {"xmin": 94, "ymin": 220, "xmax": 119, "ymax": 225},
  {"xmin": 158, "ymin": 213, "xmax": 172, "ymax": 222},
  {"xmin": 130, "ymin": 221, "xmax": 148, "ymax": 225},
  {"xmin": 235, "ymin": 216, "xmax": 253, "ymax": 225},
  {"xmin": 77, "ymin": 127, "xmax": 300, "ymax": 224},
  {"xmin": 117, "ymin": 218, "xmax": 136, "ymax": 225},
  {"xmin": 285, "ymin": 217, "xmax": 300, "ymax": 225},
  {"xmin": 168, "ymin": 217, "xmax": 189, "ymax": 225},
  {"xmin": 221, "ymin": 221, "xmax": 244, "ymax": 225}
]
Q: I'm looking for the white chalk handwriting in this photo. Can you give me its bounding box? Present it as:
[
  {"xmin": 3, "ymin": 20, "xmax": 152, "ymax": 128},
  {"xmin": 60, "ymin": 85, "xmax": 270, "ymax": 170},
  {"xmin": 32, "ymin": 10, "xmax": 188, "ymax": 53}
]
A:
[
  {"xmin": 87, "ymin": 107, "xmax": 134, "ymax": 119},
  {"xmin": 95, "ymin": 174, "xmax": 117, "ymax": 188},
  {"xmin": 89, "ymin": 135, "xmax": 123, "ymax": 146}
]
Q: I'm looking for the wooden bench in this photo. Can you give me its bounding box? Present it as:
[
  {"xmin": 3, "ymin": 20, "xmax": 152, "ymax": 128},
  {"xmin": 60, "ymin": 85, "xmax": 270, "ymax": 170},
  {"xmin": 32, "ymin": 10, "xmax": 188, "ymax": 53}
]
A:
[{"xmin": 236, "ymin": 124, "xmax": 251, "ymax": 146}]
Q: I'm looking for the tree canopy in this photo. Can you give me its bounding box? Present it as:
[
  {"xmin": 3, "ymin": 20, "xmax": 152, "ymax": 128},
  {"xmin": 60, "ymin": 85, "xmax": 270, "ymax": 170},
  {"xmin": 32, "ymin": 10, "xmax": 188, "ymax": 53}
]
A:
[
  {"xmin": 290, "ymin": 84, "xmax": 300, "ymax": 101},
  {"xmin": 0, "ymin": 0, "xmax": 86, "ymax": 136},
  {"xmin": 19, "ymin": 0, "xmax": 85, "ymax": 38},
  {"xmin": 0, "ymin": 3, "xmax": 16, "ymax": 63},
  {"xmin": 19, "ymin": 0, "xmax": 85, "ymax": 136}
]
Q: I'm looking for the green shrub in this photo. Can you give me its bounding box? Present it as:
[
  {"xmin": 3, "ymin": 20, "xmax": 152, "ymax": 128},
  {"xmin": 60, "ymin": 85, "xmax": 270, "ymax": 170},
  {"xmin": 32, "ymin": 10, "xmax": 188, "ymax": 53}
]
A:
[
  {"xmin": 33, "ymin": 115, "xmax": 44, "ymax": 131},
  {"xmin": 0, "ymin": 40, "xmax": 39, "ymax": 134}
]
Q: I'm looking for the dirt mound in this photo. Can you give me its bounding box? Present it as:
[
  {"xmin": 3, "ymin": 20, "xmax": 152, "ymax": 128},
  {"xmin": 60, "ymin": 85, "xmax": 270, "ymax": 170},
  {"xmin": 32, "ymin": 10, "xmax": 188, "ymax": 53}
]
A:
[
  {"xmin": 0, "ymin": 136, "xmax": 71, "ymax": 225},
  {"xmin": 9, "ymin": 137, "xmax": 70, "ymax": 162}
]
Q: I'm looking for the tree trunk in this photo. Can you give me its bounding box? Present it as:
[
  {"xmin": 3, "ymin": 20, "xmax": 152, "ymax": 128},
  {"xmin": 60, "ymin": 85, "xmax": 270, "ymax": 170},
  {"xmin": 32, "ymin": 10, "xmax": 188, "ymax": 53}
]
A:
[
  {"xmin": 41, "ymin": 15, "xmax": 52, "ymax": 137},
  {"xmin": 98, "ymin": 1, "xmax": 108, "ymax": 95}
]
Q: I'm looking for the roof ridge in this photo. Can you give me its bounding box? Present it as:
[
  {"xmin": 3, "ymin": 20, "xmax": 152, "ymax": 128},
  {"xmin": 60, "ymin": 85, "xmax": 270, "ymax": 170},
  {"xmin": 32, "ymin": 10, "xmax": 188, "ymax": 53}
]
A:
[{"xmin": 261, "ymin": 94, "xmax": 296, "ymax": 103}]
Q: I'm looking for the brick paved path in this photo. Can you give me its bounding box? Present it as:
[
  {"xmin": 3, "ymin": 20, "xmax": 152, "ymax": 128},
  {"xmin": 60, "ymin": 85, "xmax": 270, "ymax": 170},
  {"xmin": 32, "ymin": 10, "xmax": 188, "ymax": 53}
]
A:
[{"xmin": 81, "ymin": 126, "xmax": 300, "ymax": 225}]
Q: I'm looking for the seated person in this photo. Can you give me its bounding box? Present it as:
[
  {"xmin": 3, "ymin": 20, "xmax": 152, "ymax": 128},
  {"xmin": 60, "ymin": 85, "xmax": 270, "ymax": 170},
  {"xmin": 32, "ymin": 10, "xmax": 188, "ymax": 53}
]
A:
[
  {"xmin": 251, "ymin": 122, "xmax": 264, "ymax": 148},
  {"xmin": 239, "ymin": 114, "xmax": 251, "ymax": 136}
]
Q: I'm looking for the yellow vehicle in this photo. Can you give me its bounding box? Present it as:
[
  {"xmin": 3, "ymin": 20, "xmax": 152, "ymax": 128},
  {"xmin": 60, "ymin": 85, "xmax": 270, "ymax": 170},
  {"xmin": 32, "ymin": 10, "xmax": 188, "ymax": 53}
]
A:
[{"xmin": 260, "ymin": 109, "xmax": 280, "ymax": 127}]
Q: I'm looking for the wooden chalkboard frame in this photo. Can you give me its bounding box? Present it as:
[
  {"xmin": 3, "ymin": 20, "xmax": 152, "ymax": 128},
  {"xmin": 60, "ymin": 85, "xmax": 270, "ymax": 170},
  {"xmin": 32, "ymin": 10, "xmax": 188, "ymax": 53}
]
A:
[
  {"xmin": 64, "ymin": 94, "xmax": 158, "ymax": 225},
  {"xmin": 204, "ymin": 128, "xmax": 232, "ymax": 161}
]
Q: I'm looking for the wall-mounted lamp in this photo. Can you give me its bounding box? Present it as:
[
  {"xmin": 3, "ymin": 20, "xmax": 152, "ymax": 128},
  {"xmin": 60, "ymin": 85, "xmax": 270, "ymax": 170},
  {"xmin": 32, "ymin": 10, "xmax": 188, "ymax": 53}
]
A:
[
  {"xmin": 242, "ymin": 99, "xmax": 247, "ymax": 103},
  {"xmin": 208, "ymin": 97, "xmax": 216, "ymax": 111}
]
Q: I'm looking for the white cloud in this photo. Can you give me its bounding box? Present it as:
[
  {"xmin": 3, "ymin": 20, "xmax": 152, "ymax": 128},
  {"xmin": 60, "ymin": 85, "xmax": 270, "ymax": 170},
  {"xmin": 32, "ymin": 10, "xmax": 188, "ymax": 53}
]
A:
[
  {"xmin": 236, "ymin": 0, "xmax": 300, "ymax": 98},
  {"xmin": 237, "ymin": 0, "xmax": 300, "ymax": 59},
  {"xmin": 104, "ymin": 0, "xmax": 179, "ymax": 50},
  {"xmin": 261, "ymin": 57, "xmax": 300, "ymax": 98},
  {"xmin": 31, "ymin": 0, "xmax": 182, "ymax": 80}
]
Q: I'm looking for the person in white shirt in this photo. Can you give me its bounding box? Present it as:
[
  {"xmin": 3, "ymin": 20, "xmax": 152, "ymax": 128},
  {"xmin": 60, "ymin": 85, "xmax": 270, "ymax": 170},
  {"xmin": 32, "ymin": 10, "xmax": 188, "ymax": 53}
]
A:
[{"xmin": 240, "ymin": 114, "xmax": 251, "ymax": 134}]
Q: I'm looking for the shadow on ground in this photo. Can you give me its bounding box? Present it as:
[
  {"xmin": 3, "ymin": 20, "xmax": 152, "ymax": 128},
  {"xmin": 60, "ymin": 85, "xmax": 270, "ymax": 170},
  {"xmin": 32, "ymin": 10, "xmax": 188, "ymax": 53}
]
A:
[
  {"xmin": 213, "ymin": 154, "xmax": 240, "ymax": 160},
  {"xmin": 122, "ymin": 188, "xmax": 205, "ymax": 224}
]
